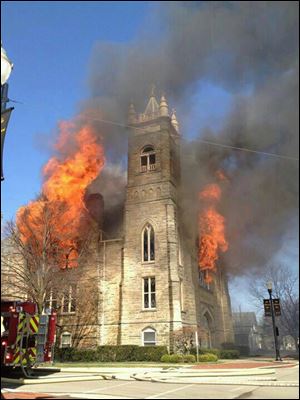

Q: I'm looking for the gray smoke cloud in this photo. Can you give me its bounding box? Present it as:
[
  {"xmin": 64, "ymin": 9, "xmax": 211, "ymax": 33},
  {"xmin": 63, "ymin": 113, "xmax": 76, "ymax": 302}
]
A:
[
  {"xmin": 88, "ymin": 162, "xmax": 126, "ymax": 237},
  {"xmin": 84, "ymin": 1, "xmax": 298, "ymax": 275}
]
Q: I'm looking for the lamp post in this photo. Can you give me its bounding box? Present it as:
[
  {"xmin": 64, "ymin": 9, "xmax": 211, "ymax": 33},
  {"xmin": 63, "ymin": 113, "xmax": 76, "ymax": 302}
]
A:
[
  {"xmin": 266, "ymin": 281, "xmax": 282, "ymax": 361},
  {"xmin": 1, "ymin": 42, "xmax": 14, "ymax": 181},
  {"xmin": 1, "ymin": 43, "xmax": 13, "ymax": 87}
]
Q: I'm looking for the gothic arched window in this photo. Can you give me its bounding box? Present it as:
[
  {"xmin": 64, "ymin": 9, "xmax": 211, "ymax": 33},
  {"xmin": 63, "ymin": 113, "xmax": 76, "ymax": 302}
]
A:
[
  {"xmin": 201, "ymin": 312, "xmax": 213, "ymax": 348},
  {"xmin": 141, "ymin": 146, "xmax": 156, "ymax": 172},
  {"xmin": 142, "ymin": 224, "xmax": 155, "ymax": 262},
  {"xmin": 142, "ymin": 327, "xmax": 156, "ymax": 346}
]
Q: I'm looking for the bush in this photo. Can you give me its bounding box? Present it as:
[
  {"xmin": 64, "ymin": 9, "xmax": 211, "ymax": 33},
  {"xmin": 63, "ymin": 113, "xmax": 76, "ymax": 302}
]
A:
[
  {"xmin": 54, "ymin": 347, "xmax": 77, "ymax": 362},
  {"xmin": 190, "ymin": 347, "xmax": 239, "ymax": 359},
  {"xmin": 96, "ymin": 345, "xmax": 138, "ymax": 362},
  {"xmin": 134, "ymin": 346, "xmax": 168, "ymax": 362},
  {"xmin": 183, "ymin": 354, "xmax": 196, "ymax": 363},
  {"xmin": 219, "ymin": 350, "xmax": 239, "ymax": 359},
  {"xmin": 161, "ymin": 354, "xmax": 184, "ymax": 363},
  {"xmin": 54, "ymin": 345, "xmax": 168, "ymax": 363},
  {"xmin": 198, "ymin": 353, "xmax": 218, "ymax": 362},
  {"xmin": 199, "ymin": 348, "xmax": 219, "ymax": 356},
  {"xmin": 73, "ymin": 349, "xmax": 96, "ymax": 362},
  {"xmin": 115, "ymin": 345, "xmax": 139, "ymax": 362}
]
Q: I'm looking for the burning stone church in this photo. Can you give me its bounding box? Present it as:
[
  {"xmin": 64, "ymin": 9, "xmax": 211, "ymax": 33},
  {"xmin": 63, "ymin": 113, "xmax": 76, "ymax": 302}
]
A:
[{"xmin": 54, "ymin": 92, "xmax": 234, "ymax": 350}]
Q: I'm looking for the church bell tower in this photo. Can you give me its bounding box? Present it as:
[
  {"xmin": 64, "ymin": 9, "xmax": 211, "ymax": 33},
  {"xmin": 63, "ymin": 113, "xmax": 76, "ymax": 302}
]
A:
[{"xmin": 120, "ymin": 89, "xmax": 190, "ymax": 347}]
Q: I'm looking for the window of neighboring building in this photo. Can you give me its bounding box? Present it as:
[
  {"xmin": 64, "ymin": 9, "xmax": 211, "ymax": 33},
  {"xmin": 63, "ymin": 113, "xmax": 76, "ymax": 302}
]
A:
[
  {"xmin": 143, "ymin": 277, "xmax": 156, "ymax": 309},
  {"xmin": 45, "ymin": 290, "xmax": 59, "ymax": 312},
  {"xmin": 61, "ymin": 285, "xmax": 76, "ymax": 314},
  {"xmin": 141, "ymin": 146, "xmax": 156, "ymax": 172},
  {"xmin": 60, "ymin": 332, "xmax": 72, "ymax": 348},
  {"xmin": 142, "ymin": 327, "xmax": 156, "ymax": 346},
  {"xmin": 142, "ymin": 224, "xmax": 155, "ymax": 262}
]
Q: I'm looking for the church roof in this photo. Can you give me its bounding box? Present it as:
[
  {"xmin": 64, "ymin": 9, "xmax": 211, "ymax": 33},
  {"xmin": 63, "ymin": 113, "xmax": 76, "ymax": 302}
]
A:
[{"xmin": 232, "ymin": 312, "xmax": 257, "ymax": 327}]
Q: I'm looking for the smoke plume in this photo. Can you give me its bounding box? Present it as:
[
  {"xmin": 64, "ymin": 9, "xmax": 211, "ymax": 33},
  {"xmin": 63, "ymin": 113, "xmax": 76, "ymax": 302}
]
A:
[{"xmin": 84, "ymin": 1, "xmax": 298, "ymax": 275}]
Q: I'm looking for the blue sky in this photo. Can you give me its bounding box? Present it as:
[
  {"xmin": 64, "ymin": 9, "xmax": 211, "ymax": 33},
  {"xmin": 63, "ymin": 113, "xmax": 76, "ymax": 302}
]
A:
[
  {"xmin": 1, "ymin": 1, "xmax": 151, "ymax": 219},
  {"xmin": 1, "ymin": 2, "xmax": 297, "ymax": 314}
]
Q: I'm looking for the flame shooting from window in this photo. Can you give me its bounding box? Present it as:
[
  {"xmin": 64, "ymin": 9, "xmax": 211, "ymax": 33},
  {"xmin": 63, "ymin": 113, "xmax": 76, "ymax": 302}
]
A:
[{"xmin": 198, "ymin": 171, "xmax": 228, "ymax": 283}]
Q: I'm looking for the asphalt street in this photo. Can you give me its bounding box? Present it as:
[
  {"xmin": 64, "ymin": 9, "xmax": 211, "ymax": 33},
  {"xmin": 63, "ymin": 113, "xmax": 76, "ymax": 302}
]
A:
[{"xmin": 1, "ymin": 364, "xmax": 299, "ymax": 399}]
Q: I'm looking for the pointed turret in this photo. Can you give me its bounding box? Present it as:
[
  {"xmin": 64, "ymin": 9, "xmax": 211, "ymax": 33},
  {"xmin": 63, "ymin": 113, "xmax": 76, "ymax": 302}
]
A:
[
  {"xmin": 144, "ymin": 85, "xmax": 159, "ymax": 117},
  {"xmin": 128, "ymin": 102, "xmax": 136, "ymax": 124},
  {"xmin": 171, "ymin": 109, "xmax": 179, "ymax": 133},
  {"xmin": 159, "ymin": 94, "xmax": 169, "ymax": 117}
]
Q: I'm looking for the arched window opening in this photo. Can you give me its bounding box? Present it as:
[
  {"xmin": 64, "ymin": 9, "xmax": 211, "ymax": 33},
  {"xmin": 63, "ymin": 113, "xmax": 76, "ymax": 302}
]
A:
[
  {"xmin": 142, "ymin": 327, "xmax": 156, "ymax": 346},
  {"xmin": 60, "ymin": 331, "xmax": 72, "ymax": 348},
  {"xmin": 201, "ymin": 312, "xmax": 212, "ymax": 349},
  {"xmin": 199, "ymin": 270, "xmax": 211, "ymax": 291},
  {"xmin": 141, "ymin": 146, "xmax": 156, "ymax": 172},
  {"xmin": 143, "ymin": 224, "xmax": 155, "ymax": 262}
]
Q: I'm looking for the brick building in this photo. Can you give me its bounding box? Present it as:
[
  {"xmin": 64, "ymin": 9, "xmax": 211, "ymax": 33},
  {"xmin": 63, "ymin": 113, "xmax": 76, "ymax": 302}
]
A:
[{"xmin": 48, "ymin": 92, "xmax": 234, "ymax": 350}]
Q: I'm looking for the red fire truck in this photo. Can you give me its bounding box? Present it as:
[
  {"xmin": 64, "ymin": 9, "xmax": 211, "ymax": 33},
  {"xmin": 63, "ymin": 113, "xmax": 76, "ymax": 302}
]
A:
[{"xmin": 1, "ymin": 300, "xmax": 56, "ymax": 377}]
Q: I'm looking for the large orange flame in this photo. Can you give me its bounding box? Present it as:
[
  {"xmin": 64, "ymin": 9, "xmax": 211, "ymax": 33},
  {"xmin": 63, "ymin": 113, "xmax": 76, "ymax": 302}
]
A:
[
  {"xmin": 198, "ymin": 171, "xmax": 228, "ymax": 283},
  {"xmin": 16, "ymin": 118, "xmax": 105, "ymax": 268}
]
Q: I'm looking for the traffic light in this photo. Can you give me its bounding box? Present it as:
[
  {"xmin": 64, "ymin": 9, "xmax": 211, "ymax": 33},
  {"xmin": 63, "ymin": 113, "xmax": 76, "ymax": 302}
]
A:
[
  {"xmin": 273, "ymin": 298, "xmax": 281, "ymax": 316},
  {"xmin": 263, "ymin": 299, "xmax": 272, "ymax": 317}
]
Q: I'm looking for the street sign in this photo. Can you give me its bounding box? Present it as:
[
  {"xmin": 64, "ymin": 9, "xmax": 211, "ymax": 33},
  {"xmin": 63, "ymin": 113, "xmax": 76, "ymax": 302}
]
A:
[
  {"xmin": 263, "ymin": 299, "xmax": 272, "ymax": 316},
  {"xmin": 273, "ymin": 298, "xmax": 281, "ymax": 316}
]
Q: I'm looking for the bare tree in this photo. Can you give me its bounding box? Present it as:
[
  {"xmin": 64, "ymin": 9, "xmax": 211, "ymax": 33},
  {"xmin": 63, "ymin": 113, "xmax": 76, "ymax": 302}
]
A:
[
  {"xmin": 1, "ymin": 198, "xmax": 95, "ymax": 314},
  {"xmin": 172, "ymin": 326, "xmax": 198, "ymax": 354},
  {"xmin": 249, "ymin": 264, "xmax": 299, "ymax": 347}
]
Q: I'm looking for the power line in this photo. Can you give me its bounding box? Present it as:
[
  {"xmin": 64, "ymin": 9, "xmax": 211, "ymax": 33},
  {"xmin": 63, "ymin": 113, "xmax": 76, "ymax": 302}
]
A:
[
  {"xmin": 196, "ymin": 139, "xmax": 299, "ymax": 161},
  {"xmin": 87, "ymin": 117, "xmax": 299, "ymax": 162},
  {"xmin": 6, "ymin": 105, "xmax": 298, "ymax": 161}
]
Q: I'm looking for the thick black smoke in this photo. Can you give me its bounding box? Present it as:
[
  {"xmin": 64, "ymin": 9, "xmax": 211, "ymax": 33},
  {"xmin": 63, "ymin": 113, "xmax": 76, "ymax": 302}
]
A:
[{"xmin": 85, "ymin": 1, "xmax": 298, "ymax": 275}]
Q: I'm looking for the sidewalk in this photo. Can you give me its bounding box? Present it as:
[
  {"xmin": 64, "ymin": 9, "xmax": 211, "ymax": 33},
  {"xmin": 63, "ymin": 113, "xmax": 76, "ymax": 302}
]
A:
[{"xmin": 191, "ymin": 359, "xmax": 298, "ymax": 369}]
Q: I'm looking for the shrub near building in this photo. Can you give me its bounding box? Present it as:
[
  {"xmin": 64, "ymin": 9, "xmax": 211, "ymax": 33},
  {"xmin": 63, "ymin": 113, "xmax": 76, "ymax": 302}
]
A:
[
  {"xmin": 198, "ymin": 353, "xmax": 218, "ymax": 362},
  {"xmin": 55, "ymin": 345, "xmax": 168, "ymax": 363},
  {"xmin": 161, "ymin": 354, "xmax": 196, "ymax": 363},
  {"xmin": 190, "ymin": 347, "xmax": 239, "ymax": 359}
]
